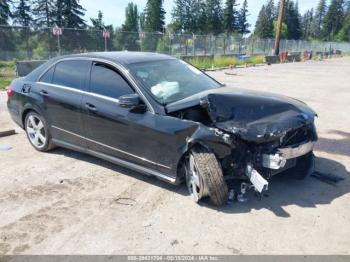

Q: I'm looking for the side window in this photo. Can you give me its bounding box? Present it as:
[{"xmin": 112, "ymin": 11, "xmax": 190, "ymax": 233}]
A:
[
  {"xmin": 52, "ymin": 60, "xmax": 88, "ymax": 90},
  {"xmin": 90, "ymin": 63, "xmax": 134, "ymax": 98},
  {"xmin": 39, "ymin": 66, "xmax": 54, "ymax": 83}
]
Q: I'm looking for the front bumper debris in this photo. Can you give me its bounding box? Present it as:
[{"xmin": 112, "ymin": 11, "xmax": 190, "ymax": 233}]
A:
[
  {"xmin": 261, "ymin": 141, "xmax": 315, "ymax": 170},
  {"xmin": 245, "ymin": 164, "xmax": 269, "ymax": 193}
]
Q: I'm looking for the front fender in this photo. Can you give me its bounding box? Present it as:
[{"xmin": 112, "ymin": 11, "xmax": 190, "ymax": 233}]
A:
[{"xmin": 183, "ymin": 125, "xmax": 233, "ymax": 159}]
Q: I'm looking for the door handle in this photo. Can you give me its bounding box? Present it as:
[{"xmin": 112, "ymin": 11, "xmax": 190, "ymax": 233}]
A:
[
  {"xmin": 40, "ymin": 90, "xmax": 49, "ymax": 96},
  {"xmin": 85, "ymin": 103, "xmax": 97, "ymax": 112}
]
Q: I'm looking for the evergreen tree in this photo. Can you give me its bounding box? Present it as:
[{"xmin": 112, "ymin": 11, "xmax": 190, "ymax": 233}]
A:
[
  {"xmin": 254, "ymin": 0, "xmax": 275, "ymax": 38},
  {"xmin": 90, "ymin": 10, "xmax": 104, "ymax": 29},
  {"xmin": 206, "ymin": 0, "xmax": 223, "ymax": 35},
  {"xmin": 322, "ymin": 0, "xmax": 344, "ymax": 40},
  {"xmin": 0, "ymin": 0, "xmax": 12, "ymax": 25},
  {"xmin": 171, "ymin": 0, "xmax": 186, "ymax": 32},
  {"xmin": 56, "ymin": 0, "xmax": 63, "ymax": 27},
  {"xmin": 301, "ymin": 9, "xmax": 314, "ymax": 39},
  {"xmin": 0, "ymin": 0, "xmax": 14, "ymax": 55},
  {"xmin": 122, "ymin": 3, "xmax": 139, "ymax": 32},
  {"xmin": 32, "ymin": 0, "xmax": 55, "ymax": 28},
  {"xmin": 118, "ymin": 3, "xmax": 139, "ymax": 51},
  {"xmin": 238, "ymin": 0, "xmax": 250, "ymax": 35},
  {"xmin": 88, "ymin": 11, "xmax": 114, "ymax": 51},
  {"xmin": 143, "ymin": 0, "xmax": 166, "ymax": 51},
  {"xmin": 284, "ymin": 0, "xmax": 302, "ymax": 40},
  {"xmin": 56, "ymin": 0, "xmax": 86, "ymax": 28},
  {"xmin": 144, "ymin": 0, "xmax": 166, "ymax": 32},
  {"xmin": 223, "ymin": 0, "xmax": 239, "ymax": 34},
  {"xmin": 265, "ymin": 0, "xmax": 276, "ymax": 20},
  {"xmin": 337, "ymin": 1, "xmax": 350, "ymax": 41},
  {"xmin": 12, "ymin": 0, "xmax": 32, "ymax": 26},
  {"xmin": 139, "ymin": 12, "xmax": 146, "ymax": 31},
  {"xmin": 311, "ymin": 0, "xmax": 327, "ymax": 38},
  {"xmin": 12, "ymin": 0, "xmax": 33, "ymax": 58},
  {"xmin": 188, "ymin": 0, "xmax": 207, "ymax": 33},
  {"xmin": 171, "ymin": 0, "xmax": 207, "ymax": 33},
  {"xmin": 90, "ymin": 10, "xmax": 113, "ymax": 31}
]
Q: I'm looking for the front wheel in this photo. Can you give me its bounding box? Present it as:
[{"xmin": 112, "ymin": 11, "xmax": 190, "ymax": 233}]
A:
[
  {"xmin": 185, "ymin": 147, "xmax": 228, "ymax": 206},
  {"xmin": 25, "ymin": 111, "xmax": 55, "ymax": 152}
]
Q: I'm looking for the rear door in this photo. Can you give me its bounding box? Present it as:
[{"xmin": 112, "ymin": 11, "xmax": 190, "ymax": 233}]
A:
[{"xmin": 37, "ymin": 59, "xmax": 90, "ymax": 147}]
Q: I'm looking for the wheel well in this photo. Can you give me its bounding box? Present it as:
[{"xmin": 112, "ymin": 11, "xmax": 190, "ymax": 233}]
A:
[
  {"xmin": 176, "ymin": 142, "xmax": 206, "ymax": 183},
  {"xmin": 22, "ymin": 109, "xmax": 37, "ymax": 128}
]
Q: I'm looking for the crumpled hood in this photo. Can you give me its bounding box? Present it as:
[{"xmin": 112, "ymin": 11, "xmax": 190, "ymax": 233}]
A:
[{"xmin": 167, "ymin": 87, "xmax": 317, "ymax": 142}]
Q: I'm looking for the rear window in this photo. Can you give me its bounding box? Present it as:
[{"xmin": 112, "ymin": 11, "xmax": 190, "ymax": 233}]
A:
[
  {"xmin": 39, "ymin": 66, "xmax": 54, "ymax": 83},
  {"xmin": 52, "ymin": 60, "xmax": 88, "ymax": 90}
]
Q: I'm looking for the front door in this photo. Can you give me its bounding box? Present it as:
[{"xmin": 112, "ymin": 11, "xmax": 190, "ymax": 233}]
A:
[{"xmin": 81, "ymin": 62, "xmax": 196, "ymax": 177}]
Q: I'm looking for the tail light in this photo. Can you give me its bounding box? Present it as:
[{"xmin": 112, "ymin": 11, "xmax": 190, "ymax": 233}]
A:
[{"xmin": 6, "ymin": 85, "xmax": 14, "ymax": 98}]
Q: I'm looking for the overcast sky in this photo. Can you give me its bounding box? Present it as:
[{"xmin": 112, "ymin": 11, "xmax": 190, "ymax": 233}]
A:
[{"xmin": 80, "ymin": 0, "xmax": 322, "ymax": 29}]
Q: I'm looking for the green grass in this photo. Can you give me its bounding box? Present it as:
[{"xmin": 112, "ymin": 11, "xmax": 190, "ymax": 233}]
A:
[
  {"xmin": 245, "ymin": 55, "xmax": 264, "ymax": 65},
  {"xmin": 0, "ymin": 79, "xmax": 12, "ymax": 89},
  {"xmin": 0, "ymin": 61, "xmax": 15, "ymax": 90},
  {"xmin": 186, "ymin": 55, "xmax": 264, "ymax": 69}
]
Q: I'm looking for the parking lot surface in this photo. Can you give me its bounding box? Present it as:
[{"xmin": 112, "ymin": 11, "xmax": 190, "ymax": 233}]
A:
[{"xmin": 0, "ymin": 57, "xmax": 350, "ymax": 255}]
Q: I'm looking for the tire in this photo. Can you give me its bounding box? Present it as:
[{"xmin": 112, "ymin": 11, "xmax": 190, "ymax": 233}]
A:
[
  {"xmin": 283, "ymin": 152, "xmax": 315, "ymax": 180},
  {"xmin": 25, "ymin": 111, "xmax": 55, "ymax": 152},
  {"xmin": 186, "ymin": 146, "xmax": 228, "ymax": 206}
]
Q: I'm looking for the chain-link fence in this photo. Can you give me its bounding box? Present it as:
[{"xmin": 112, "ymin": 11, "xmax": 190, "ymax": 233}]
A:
[{"xmin": 1, "ymin": 25, "xmax": 350, "ymax": 61}]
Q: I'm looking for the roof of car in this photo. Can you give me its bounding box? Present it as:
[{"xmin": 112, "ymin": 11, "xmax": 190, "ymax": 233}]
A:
[{"xmin": 62, "ymin": 52, "xmax": 176, "ymax": 65}]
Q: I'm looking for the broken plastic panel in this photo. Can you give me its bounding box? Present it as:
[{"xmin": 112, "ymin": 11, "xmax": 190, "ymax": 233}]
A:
[{"xmin": 245, "ymin": 165, "xmax": 269, "ymax": 193}]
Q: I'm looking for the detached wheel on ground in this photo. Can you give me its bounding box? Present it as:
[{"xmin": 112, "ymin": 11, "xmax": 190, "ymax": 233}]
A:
[
  {"xmin": 185, "ymin": 146, "xmax": 228, "ymax": 206},
  {"xmin": 25, "ymin": 111, "xmax": 55, "ymax": 152}
]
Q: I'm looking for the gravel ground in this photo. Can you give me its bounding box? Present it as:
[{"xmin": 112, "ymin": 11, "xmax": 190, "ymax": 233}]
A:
[{"xmin": 0, "ymin": 57, "xmax": 349, "ymax": 255}]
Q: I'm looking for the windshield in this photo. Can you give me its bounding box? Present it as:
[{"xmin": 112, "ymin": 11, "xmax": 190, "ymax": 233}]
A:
[{"xmin": 129, "ymin": 59, "xmax": 222, "ymax": 104}]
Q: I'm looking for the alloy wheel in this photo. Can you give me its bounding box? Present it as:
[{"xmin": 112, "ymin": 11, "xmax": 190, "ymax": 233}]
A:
[
  {"xmin": 26, "ymin": 115, "xmax": 47, "ymax": 149},
  {"xmin": 185, "ymin": 154, "xmax": 204, "ymax": 202}
]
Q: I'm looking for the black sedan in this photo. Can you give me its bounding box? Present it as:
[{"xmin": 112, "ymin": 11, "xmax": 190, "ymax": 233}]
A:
[{"xmin": 7, "ymin": 52, "xmax": 317, "ymax": 206}]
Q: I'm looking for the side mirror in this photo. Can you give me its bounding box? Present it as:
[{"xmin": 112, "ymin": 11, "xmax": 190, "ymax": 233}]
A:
[
  {"xmin": 118, "ymin": 93, "xmax": 140, "ymax": 108},
  {"xmin": 118, "ymin": 93, "xmax": 146, "ymax": 113}
]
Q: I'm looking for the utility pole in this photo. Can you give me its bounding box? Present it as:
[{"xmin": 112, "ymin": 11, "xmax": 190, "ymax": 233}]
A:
[{"xmin": 274, "ymin": 0, "xmax": 286, "ymax": 56}]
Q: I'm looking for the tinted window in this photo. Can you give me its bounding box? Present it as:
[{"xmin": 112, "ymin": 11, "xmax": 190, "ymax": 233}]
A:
[
  {"xmin": 52, "ymin": 60, "xmax": 87, "ymax": 90},
  {"xmin": 90, "ymin": 63, "xmax": 133, "ymax": 98},
  {"xmin": 40, "ymin": 66, "xmax": 54, "ymax": 83}
]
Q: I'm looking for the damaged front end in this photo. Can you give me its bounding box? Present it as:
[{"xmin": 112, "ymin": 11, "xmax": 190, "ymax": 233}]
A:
[{"xmin": 168, "ymin": 87, "xmax": 318, "ymax": 198}]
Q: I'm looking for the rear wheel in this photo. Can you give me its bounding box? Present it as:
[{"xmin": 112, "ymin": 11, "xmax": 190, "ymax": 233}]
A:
[
  {"xmin": 25, "ymin": 111, "xmax": 55, "ymax": 152},
  {"xmin": 185, "ymin": 147, "xmax": 228, "ymax": 206}
]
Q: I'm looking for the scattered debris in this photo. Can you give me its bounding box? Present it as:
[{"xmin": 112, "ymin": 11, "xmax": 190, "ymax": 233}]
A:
[
  {"xmin": 0, "ymin": 129, "xmax": 16, "ymax": 138},
  {"xmin": 224, "ymin": 71, "xmax": 237, "ymax": 76},
  {"xmin": 113, "ymin": 197, "xmax": 136, "ymax": 206},
  {"xmin": 311, "ymin": 171, "xmax": 345, "ymax": 185},
  {"xmin": 237, "ymin": 194, "xmax": 249, "ymax": 203},
  {"xmin": 227, "ymin": 189, "xmax": 235, "ymax": 204},
  {"xmin": 171, "ymin": 239, "xmax": 179, "ymax": 246},
  {"xmin": 0, "ymin": 145, "xmax": 12, "ymax": 151}
]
